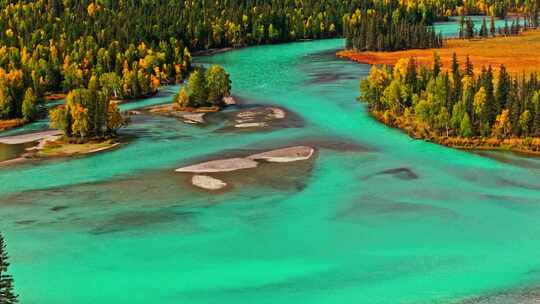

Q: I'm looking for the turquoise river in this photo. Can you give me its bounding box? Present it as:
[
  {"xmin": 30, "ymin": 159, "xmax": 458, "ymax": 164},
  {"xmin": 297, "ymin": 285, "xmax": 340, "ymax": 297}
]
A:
[{"xmin": 1, "ymin": 19, "xmax": 540, "ymax": 304}]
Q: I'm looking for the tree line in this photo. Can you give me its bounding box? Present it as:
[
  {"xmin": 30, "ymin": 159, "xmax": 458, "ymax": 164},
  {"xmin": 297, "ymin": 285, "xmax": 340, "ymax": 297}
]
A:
[
  {"xmin": 360, "ymin": 54, "xmax": 540, "ymax": 140},
  {"xmin": 343, "ymin": 0, "xmax": 540, "ymax": 51},
  {"xmin": 0, "ymin": 0, "xmax": 193, "ymax": 124},
  {"xmin": 0, "ymin": 0, "xmax": 373, "ymax": 125},
  {"xmin": 343, "ymin": 5, "xmax": 443, "ymax": 51},
  {"xmin": 459, "ymin": 15, "xmax": 536, "ymax": 39}
]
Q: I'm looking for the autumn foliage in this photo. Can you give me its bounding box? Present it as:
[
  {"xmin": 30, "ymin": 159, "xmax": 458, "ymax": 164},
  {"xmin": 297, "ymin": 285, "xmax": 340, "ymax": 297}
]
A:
[{"xmin": 359, "ymin": 54, "xmax": 540, "ymax": 154}]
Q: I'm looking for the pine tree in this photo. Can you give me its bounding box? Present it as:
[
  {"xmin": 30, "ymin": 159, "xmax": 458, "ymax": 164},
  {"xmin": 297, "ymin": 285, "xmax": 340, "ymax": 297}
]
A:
[
  {"xmin": 533, "ymin": 93, "xmax": 540, "ymax": 135},
  {"xmin": 205, "ymin": 65, "xmax": 231, "ymax": 106},
  {"xmin": 460, "ymin": 113, "xmax": 473, "ymax": 137},
  {"xmin": 459, "ymin": 15, "xmax": 465, "ymax": 39},
  {"xmin": 484, "ymin": 66, "xmax": 496, "ymax": 125},
  {"xmin": 451, "ymin": 53, "xmax": 462, "ymax": 109},
  {"xmin": 496, "ymin": 65, "xmax": 511, "ymax": 113},
  {"xmin": 433, "ymin": 52, "xmax": 442, "ymax": 78},
  {"xmin": 466, "ymin": 17, "xmax": 475, "ymax": 38},
  {"xmin": 480, "ymin": 18, "xmax": 488, "ymax": 38},
  {"xmin": 464, "ymin": 55, "xmax": 474, "ymax": 77},
  {"xmin": 406, "ymin": 58, "xmax": 418, "ymax": 93},
  {"xmin": 187, "ymin": 67, "xmax": 208, "ymax": 107},
  {"xmin": 21, "ymin": 88, "xmax": 38, "ymax": 122},
  {"xmin": 0, "ymin": 233, "xmax": 18, "ymax": 304},
  {"xmin": 490, "ymin": 15, "xmax": 496, "ymax": 37}
]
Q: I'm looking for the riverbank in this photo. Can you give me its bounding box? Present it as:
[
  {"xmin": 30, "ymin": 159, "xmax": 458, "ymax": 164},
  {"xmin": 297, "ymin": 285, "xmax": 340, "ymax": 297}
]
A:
[
  {"xmin": 34, "ymin": 138, "xmax": 121, "ymax": 158},
  {"xmin": 0, "ymin": 131, "xmax": 122, "ymax": 166},
  {"xmin": 337, "ymin": 29, "xmax": 540, "ymax": 74},
  {"xmin": 147, "ymin": 103, "xmax": 220, "ymax": 124},
  {"xmin": 0, "ymin": 119, "xmax": 25, "ymax": 131},
  {"xmin": 369, "ymin": 110, "xmax": 540, "ymax": 156},
  {"xmin": 146, "ymin": 95, "xmax": 237, "ymax": 124}
]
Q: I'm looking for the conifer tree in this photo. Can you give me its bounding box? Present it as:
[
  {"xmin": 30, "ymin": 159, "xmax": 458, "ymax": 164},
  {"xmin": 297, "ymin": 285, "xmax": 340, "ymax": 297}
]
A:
[
  {"xmin": 496, "ymin": 65, "xmax": 511, "ymax": 112},
  {"xmin": 480, "ymin": 18, "xmax": 488, "ymax": 38},
  {"xmin": 464, "ymin": 56, "xmax": 474, "ymax": 77},
  {"xmin": 21, "ymin": 88, "xmax": 38, "ymax": 122},
  {"xmin": 187, "ymin": 67, "xmax": 209, "ymax": 108},
  {"xmin": 451, "ymin": 53, "xmax": 462, "ymax": 109},
  {"xmin": 433, "ymin": 53, "xmax": 442, "ymax": 78},
  {"xmin": 490, "ymin": 15, "xmax": 496, "ymax": 37},
  {"xmin": 0, "ymin": 233, "xmax": 18, "ymax": 304}
]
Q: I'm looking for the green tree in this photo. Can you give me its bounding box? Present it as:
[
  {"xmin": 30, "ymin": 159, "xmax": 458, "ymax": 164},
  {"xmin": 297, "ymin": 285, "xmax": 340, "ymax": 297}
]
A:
[
  {"xmin": 496, "ymin": 65, "xmax": 511, "ymax": 111},
  {"xmin": 432, "ymin": 52, "xmax": 442, "ymax": 78},
  {"xmin": 187, "ymin": 68, "xmax": 208, "ymax": 107},
  {"xmin": 70, "ymin": 103, "xmax": 90, "ymax": 139},
  {"xmin": 0, "ymin": 233, "xmax": 18, "ymax": 304},
  {"xmin": 451, "ymin": 53, "xmax": 462, "ymax": 105},
  {"xmin": 174, "ymin": 87, "xmax": 189, "ymax": 109},
  {"xmin": 99, "ymin": 73, "xmax": 122, "ymax": 99},
  {"xmin": 0, "ymin": 82, "xmax": 13, "ymax": 119},
  {"xmin": 49, "ymin": 105, "xmax": 71, "ymax": 137},
  {"xmin": 21, "ymin": 88, "xmax": 38, "ymax": 121},
  {"xmin": 460, "ymin": 113, "xmax": 473, "ymax": 137},
  {"xmin": 492, "ymin": 109, "xmax": 512, "ymax": 138},
  {"xmin": 106, "ymin": 102, "xmax": 124, "ymax": 135},
  {"xmin": 519, "ymin": 110, "xmax": 532, "ymax": 136},
  {"xmin": 205, "ymin": 65, "xmax": 231, "ymax": 105}
]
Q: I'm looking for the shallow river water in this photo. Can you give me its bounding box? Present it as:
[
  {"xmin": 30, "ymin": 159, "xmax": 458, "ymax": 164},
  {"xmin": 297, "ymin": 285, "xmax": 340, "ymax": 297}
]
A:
[{"xmin": 1, "ymin": 20, "xmax": 540, "ymax": 304}]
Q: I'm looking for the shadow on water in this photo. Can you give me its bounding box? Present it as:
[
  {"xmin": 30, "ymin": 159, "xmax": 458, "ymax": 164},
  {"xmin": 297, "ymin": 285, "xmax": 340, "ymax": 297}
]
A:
[
  {"xmin": 475, "ymin": 150, "xmax": 540, "ymax": 171},
  {"xmin": 299, "ymin": 49, "xmax": 360, "ymax": 85},
  {"xmin": 364, "ymin": 167, "xmax": 419, "ymax": 181},
  {"xmin": 333, "ymin": 195, "xmax": 458, "ymax": 222}
]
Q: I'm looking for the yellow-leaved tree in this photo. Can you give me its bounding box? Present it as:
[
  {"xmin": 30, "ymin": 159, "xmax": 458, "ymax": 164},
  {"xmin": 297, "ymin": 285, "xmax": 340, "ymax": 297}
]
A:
[{"xmin": 492, "ymin": 109, "xmax": 512, "ymax": 138}]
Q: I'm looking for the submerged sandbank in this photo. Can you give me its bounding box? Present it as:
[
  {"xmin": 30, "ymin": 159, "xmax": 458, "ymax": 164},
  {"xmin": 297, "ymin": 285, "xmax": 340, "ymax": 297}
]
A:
[{"xmin": 175, "ymin": 146, "xmax": 316, "ymax": 191}]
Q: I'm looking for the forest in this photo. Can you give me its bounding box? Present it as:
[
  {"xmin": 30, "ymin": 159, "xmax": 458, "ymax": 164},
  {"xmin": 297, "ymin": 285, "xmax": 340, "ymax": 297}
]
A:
[
  {"xmin": 359, "ymin": 54, "xmax": 540, "ymax": 150},
  {"xmin": 0, "ymin": 0, "xmax": 369, "ymax": 128},
  {"xmin": 342, "ymin": 7, "xmax": 443, "ymax": 51},
  {"xmin": 0, "ymin": 0, "xmax": 538, "ymax": 126},
  {"xmin": 342, "ymin": 0, "xmax": 539, "ymax": 51}
]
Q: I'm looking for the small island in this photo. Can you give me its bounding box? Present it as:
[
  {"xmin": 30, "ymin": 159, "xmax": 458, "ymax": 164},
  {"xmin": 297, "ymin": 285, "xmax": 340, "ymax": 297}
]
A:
[
  {"xmin": 148, "ymin": 65, "xmax": 232, "ymax": 124},
  {"xmin": 29, "ymin": 82, "xmax": 127, "ymax": 158}
]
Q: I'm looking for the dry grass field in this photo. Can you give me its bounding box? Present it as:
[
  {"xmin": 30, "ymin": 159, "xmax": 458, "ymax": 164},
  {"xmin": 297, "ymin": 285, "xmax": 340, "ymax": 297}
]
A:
[
  {"xmin": 337, "ymin": 30, "xmax": 540, "ymax": 75},
  {"xmin": 0, "ymin": 119, "xmax": 24, "ymax": 131}
]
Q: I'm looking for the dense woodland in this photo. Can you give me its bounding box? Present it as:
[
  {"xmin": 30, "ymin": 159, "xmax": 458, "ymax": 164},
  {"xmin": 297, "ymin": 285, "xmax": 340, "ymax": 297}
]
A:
[
  {"xmin": 0, "ymin": 0, "xmax": 371, "ymax": 126},
  {"xmin": 343, "ymin": 6, "xmax": 443, "ymax": 51},
  {"xmin": 0, "ymin": 233, "xmax": 18, "ymax": 304},
  {"xmin": 343, "ymin": 0, "xmax": 540, "ymax": 51},
  {"xmin": 0, "ymin": 0, "xmax": 538, "ymax": 133},
  {"xmin": 360, "ymin": 54, "xmax": 540, "ymax": 142}
]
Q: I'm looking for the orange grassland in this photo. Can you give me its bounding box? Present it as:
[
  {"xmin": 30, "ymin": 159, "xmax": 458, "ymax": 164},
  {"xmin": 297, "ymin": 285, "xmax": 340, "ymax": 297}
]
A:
[{"xmin": 337, "ymin": 29, "xmax": 540, "ymax": 75}]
